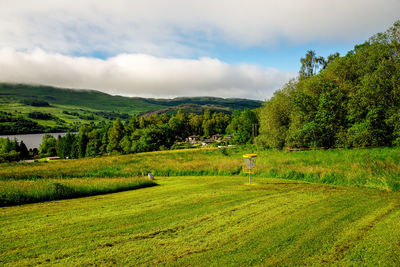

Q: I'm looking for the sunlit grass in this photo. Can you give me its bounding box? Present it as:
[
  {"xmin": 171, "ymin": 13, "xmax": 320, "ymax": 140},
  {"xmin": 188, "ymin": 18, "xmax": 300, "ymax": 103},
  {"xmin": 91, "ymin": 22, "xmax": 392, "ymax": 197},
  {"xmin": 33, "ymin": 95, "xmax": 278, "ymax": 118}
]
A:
[
  {"xmin": 0, "ymin": 177, "xmax": 156, "ymax": 206},
  {"xmin": 0, "ymin": 102, "xmax": 107, "ymax": 126},
  {"xmin": 1, "ymin": 146, "xmax": 399, "ymax": 191},
  {"xmin": 0, "ymin": 176, "xmax": 399, "ymax": 265},
  {"xmin": 0, "ymin": 145, "xmax": 399, "ymax": 265}
]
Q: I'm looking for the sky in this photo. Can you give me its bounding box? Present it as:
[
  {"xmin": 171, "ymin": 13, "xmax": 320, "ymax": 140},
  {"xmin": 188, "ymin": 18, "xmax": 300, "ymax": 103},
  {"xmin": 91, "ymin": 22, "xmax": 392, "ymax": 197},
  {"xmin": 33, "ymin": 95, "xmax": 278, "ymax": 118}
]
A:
[{"xmin": 0, "ymin": 0, "xmax": 399, "ymax": 100}]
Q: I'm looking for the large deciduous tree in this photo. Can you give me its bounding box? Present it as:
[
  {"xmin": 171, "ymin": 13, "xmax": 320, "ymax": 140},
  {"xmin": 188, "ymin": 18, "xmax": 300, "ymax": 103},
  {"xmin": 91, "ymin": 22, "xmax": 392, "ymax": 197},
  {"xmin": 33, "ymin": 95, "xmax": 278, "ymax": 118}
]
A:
[{"xmin": 257, "ymin": 20, "xmax": 400, "ymax": 149}]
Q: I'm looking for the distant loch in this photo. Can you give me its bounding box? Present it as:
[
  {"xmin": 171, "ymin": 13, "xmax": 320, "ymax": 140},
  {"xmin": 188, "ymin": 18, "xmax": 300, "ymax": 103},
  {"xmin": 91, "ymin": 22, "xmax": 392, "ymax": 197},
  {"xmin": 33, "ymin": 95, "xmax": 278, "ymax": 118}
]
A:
[{"xmin": 0, "ymin": 132, "xmax": 71, "ymax": 149}]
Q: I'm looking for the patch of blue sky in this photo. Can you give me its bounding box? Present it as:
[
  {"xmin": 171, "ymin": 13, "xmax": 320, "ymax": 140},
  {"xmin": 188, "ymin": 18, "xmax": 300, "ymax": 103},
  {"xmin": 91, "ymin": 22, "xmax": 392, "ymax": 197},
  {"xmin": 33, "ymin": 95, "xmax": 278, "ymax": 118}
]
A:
[{"xmin": 207, "ymin": 41, "xmax": 361, "ymax": 72}]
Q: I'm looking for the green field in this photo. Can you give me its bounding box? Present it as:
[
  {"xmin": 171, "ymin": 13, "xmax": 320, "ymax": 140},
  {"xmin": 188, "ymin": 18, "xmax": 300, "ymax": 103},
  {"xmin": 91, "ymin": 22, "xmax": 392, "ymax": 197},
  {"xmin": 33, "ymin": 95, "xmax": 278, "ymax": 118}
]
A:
[
  {"xmin": 1, "ymin": 147, "xmax": 399, "ymax": 191},
  {"xmin": 1, "ymin": 176, "xmax": 399, "ymax": 266},
  {"xmin": 0, "ymin": 147, "xmax": 399, "ymax": 265}
]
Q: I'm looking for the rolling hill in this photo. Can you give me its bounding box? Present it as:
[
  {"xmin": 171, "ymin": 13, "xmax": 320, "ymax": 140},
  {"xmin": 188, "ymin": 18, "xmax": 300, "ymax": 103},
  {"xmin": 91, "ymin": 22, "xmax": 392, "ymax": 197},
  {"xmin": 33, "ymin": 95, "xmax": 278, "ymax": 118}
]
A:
[{"xmin": 0, "ymin": 83, "xmax": 262, "ymax": 134}]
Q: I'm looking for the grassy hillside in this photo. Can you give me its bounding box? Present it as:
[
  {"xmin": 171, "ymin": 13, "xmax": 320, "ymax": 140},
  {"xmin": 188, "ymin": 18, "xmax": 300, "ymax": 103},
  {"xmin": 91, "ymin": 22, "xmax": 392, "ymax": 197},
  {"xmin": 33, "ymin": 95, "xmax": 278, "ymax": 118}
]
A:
[
  {"xmin": 146, "ymin": 96, "xmax": 263, "ymax": 110},
  {"xmin": 0, "ymin": 83, "xmax": 262, "ymax": 134},
  {"xmin": 140, "ymin": 103, "xmax": 233, "ymax": 117},
  {"xmin": 0, "ymin": 83, "xmax": 164, "ymax": 113},
  {"xmin": 1, "ymin": 176, "xmax": 399, "ymax": 265}
]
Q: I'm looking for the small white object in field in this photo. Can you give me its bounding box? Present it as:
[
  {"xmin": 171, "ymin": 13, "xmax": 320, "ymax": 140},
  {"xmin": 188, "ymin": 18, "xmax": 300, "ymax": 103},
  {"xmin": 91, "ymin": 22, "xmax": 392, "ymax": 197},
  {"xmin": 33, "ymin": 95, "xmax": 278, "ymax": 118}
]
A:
[{"xmin": 148, "ymin": 172, "xmax": 154, "ymax": 180}]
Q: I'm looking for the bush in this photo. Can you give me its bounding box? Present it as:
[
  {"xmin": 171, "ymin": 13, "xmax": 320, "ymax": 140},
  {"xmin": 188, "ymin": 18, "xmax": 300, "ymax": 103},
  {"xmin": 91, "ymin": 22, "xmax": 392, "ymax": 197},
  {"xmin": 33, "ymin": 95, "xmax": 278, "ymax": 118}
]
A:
[
  {"xmin": 22, "ymin": 99, "xmax": 50, "ymax": 107},
  {"xmin": 0, "ymin": 151, "xmax": 20, "ymax": 163},
  {"xmin": 28, "ymin": 112, "xmax": 54, "ymax": 120}
]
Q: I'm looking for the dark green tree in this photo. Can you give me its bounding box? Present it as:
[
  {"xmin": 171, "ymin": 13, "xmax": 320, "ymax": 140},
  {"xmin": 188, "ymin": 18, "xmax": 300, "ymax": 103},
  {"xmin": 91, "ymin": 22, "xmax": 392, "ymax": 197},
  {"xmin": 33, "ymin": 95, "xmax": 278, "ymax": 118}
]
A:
[
  {"xmin": 227, "ymin": 109, "xmax": 258, "ymax": 144},
  {"xmin": 39, "ymin": 134, "xmax": 57, "ymax": 156},
  {"xmin": 17, "ymin": 140, "xmax": 29, "ymax": 159},
  {"xmin": 77, "ymin": 126, "xmax": 91, "ymax": 158},
  {"xmin": 107, "ymin": 119, "xmax": 125, "ymax": 153},
  {"xmin": 85, "ymin": 129, "xmax": 101, "ymax": 157}
]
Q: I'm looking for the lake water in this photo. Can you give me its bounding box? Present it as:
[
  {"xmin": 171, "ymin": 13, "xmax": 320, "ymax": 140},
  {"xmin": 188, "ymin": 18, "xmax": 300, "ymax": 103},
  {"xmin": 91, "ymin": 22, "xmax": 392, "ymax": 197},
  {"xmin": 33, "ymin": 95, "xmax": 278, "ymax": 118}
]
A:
[{"xmin": 0, "ymin": 132, "xmax": 70, "ymax": 149}]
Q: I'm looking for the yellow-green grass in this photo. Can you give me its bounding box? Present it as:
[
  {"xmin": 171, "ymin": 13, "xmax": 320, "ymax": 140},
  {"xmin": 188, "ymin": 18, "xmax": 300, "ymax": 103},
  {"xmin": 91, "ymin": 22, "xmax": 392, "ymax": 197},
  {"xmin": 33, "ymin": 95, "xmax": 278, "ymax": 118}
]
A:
[
  {"xmin": 1, "ymin": 147, "xmax": 399, "ymax": 191},
  {"xmin": 0, "ymin": 176, "xmax": 399, "ymax": 266},
  {"xmin": 0, "ymin": 177, "xmax": 156, "ymax": 206},
  {"xmin": 0, "ymin": 102, "xmax": 109, "ymax": 126}
]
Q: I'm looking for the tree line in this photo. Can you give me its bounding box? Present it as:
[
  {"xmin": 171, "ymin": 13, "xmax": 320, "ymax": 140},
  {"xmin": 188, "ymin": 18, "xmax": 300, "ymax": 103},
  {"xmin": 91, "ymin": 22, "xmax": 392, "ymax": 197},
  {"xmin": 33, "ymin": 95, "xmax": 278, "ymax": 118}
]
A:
[
  {"xmin": 256, "ymin": 20, "xmax": 400, "ymax": 149},
  {"xmin": 0, "ymin": 138, "xmax": 29, "ymax": 162},
  {"xmin": 38, "ymin": 109, "xmax": 258, "ymax": 158}
]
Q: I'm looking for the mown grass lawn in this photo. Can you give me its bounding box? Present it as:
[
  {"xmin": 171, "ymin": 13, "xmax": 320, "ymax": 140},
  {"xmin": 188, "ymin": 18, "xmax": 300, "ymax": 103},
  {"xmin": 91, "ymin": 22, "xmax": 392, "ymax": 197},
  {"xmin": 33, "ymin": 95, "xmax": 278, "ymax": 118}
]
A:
[{"xmin": 1, "ymin": 176, "xmax": 399, "ymax": 266}]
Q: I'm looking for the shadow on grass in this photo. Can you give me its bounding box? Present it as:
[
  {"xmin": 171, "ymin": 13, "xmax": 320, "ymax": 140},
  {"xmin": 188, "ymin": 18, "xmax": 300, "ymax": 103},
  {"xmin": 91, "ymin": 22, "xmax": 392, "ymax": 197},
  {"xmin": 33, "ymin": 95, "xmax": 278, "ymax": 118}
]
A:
[{"xmin": 258, "ymin": 182, "xmax": 307, "ymax": 185}]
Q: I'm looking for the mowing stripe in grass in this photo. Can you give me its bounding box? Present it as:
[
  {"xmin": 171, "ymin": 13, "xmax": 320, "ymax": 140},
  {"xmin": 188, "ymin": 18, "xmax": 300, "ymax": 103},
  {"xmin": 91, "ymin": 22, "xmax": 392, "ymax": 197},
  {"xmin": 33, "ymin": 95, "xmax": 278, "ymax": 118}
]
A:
[{"xmin": 0, "ymin": 176, "xmax": 398, "ymax": 266}]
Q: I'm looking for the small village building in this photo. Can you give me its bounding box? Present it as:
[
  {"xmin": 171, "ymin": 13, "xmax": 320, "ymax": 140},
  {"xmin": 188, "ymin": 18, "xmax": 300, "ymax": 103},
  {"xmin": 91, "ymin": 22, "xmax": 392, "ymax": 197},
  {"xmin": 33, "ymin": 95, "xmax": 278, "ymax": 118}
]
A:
[
  {"xmin": 224, "ymin": 134, "xmax": 233, "ymax": 141},
  {"xmin": 202, "ymin": 139, "xmax": 216, "ymax": 146},
  {"xmin": 211, "ymin": 134, "xmax": 223, "ymax": 141},
  {"xmin": 46, "ymin": 156, "xmax": 61, "ymax": 161},
  {"xmin": 188, "ymin": 135, "xmax": 200, "ymax": 143}
]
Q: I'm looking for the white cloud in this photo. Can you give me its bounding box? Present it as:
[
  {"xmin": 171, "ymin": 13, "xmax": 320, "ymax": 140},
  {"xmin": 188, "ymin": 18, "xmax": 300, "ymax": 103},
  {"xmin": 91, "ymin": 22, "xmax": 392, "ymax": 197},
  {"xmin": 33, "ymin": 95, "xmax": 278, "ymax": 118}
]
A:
[
  {"xmin": 0, "ymin": 0, "xmax": 397, "ymax": 99},
  {"xmin": 0, "ymin": 47, "xmax": 295, "ymax": 100},
  {"xmin": 0, "ymin": 0, "xmax": 398, "ymax": 56}
]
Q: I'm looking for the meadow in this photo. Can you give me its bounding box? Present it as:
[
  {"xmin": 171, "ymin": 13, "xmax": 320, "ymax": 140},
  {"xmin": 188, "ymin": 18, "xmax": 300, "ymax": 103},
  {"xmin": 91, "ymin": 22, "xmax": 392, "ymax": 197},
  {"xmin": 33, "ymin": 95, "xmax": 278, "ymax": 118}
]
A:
[{"xmin": 1, "ymin": 146, "xmax": 399, "ymax": 193}]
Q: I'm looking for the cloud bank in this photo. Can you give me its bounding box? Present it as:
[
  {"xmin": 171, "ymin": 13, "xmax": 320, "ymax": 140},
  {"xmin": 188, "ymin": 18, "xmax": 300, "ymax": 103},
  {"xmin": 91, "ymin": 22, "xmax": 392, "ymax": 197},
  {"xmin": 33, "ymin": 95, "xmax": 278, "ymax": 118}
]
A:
[
  {"xmin": 0, "ymin": 48, "xmax": 295, "ymax": 100},
  {"xmin": 0, "ymin": 0, "xmax": 397, "ymax": 99},
  {"xmin": 0, "ymin": 0, "xmax": 398, "ymax": 56}
]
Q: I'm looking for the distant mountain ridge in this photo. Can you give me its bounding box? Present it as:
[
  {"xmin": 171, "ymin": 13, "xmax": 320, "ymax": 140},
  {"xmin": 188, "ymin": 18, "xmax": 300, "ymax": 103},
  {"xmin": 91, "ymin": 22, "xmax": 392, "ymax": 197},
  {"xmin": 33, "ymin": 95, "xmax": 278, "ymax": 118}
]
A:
[{"xmin": 0, "ymin": 83, "xmax": 262, "ymax": 134}]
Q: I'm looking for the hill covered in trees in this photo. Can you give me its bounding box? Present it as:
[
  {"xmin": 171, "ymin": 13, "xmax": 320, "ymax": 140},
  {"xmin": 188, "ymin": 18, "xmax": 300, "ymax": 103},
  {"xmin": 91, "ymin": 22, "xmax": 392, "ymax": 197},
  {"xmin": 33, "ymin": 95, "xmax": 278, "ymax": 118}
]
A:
[
  {"xmin": 0, "ymin": 84, "xmax": 262, "ymax": 134},
  {"xmin": 256, "ymin": 20, "xmax": 400, "ymax": 149}
]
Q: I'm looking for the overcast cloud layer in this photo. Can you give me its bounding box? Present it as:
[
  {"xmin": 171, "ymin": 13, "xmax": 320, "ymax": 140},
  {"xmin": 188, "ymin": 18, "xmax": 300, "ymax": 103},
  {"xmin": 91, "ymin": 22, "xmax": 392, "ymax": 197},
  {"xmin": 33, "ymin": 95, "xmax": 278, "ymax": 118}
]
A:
[
  {"xmin": 1, "ymin": 0, "xmax": 399, "ymax": 55},
  {"xmin": 0, "ymin": 0, "xmax": 399, "ymax": 99},
  {"xmin": 0, "ymin": 48, "xmax": 295, "ymax": 99}
]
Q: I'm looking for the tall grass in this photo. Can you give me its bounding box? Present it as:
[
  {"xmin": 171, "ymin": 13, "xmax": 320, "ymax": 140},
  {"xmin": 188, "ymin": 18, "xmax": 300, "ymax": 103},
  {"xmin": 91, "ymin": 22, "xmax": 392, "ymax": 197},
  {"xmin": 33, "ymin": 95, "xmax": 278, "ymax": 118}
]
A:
[
  {"xmin": 0, "ymin": 147, "xmax": 399, "ymax": 191},
  {"xmin": 0, "ymin": 177, "xmax": 156, "ymax": 206}
]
